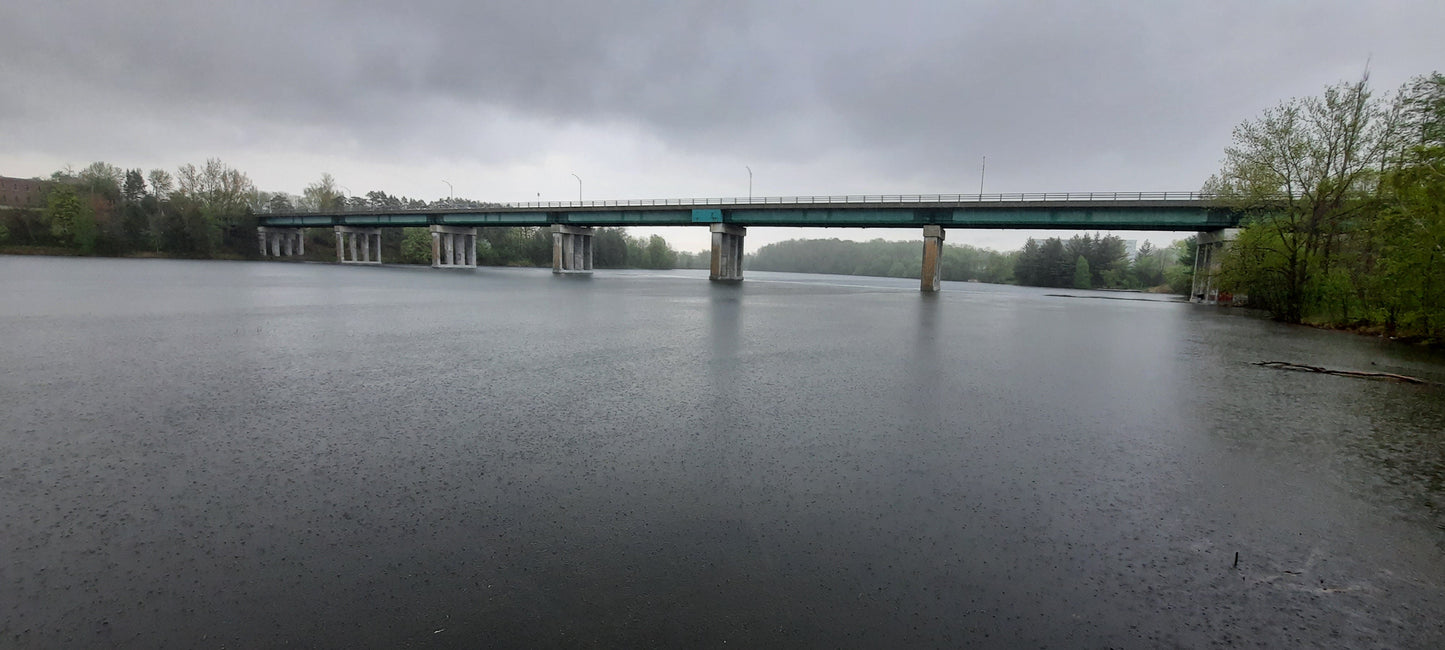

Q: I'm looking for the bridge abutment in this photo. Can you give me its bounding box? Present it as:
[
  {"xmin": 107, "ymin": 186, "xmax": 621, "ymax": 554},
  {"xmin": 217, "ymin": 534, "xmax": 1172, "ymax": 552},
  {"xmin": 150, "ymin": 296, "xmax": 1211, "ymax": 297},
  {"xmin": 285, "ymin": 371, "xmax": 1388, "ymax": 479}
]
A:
[
  {"xmin": 257, "ymin": 227, "xmax": 305, "ymax": 258},
  {"xmin": 552, "ymin": 225, "xmax": 594, "ymax": 274},
  {"xmin": 710, "ymin": 223, "xmax": 746, "ymax": 282},
  {"xmin": 1191, "ymin": 228, "xmax": 1238, "ymax": 304},
  {"xmin": 430, "ymin": 225, "xmax": 478, "ymax": 268},
  {"xmin": 335, "ymin": 226, "xmax": 382, "ymax": 264},
  {"xmin": 921, "ymin": 225, "xmax": 945, "ymax": 292}
]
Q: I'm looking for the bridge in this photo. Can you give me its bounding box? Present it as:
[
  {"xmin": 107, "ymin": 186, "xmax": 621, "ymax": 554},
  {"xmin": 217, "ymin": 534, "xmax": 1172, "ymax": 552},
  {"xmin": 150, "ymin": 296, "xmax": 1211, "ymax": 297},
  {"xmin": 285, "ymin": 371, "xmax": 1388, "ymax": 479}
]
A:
[{"xmin": 255, "ymin": 192, "xmax": 1244, "ymax": 295}]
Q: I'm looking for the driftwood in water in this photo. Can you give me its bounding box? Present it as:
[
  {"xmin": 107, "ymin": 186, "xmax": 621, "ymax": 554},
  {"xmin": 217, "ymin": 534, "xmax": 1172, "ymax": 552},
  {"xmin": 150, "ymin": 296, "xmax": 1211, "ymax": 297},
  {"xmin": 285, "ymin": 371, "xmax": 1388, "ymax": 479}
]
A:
[{"xmin": 1254, "ymin": 361, "xmax": 1434, "ymax": 385}]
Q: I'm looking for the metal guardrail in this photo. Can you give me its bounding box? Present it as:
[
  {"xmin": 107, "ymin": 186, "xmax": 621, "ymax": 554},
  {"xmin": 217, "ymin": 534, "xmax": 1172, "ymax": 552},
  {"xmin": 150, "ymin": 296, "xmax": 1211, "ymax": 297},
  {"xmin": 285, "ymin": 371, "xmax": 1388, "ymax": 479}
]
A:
[
  {"xmin": 262, "ymin": 192, "xmax": 1223, "ymax": 215},
  {"xmin": 501, "ymin": 191, "xmax": 1219, "ymax": 209}
]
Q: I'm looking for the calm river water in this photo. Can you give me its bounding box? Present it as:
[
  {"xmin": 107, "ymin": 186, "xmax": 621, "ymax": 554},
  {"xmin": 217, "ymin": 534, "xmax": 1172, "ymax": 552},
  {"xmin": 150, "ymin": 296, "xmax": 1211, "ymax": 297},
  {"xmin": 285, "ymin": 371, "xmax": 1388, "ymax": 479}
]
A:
[{"xmin": 2, "ymin": 255, "xmax": 1444, "ymax": 648}]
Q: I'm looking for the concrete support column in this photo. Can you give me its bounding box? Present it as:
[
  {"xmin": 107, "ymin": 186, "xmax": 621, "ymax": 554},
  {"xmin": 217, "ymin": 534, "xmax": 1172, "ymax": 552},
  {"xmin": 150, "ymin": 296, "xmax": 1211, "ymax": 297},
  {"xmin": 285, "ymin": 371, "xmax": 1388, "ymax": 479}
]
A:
[
  {"xmin": 257, "ymin": 227, "xmax": 307, "ymax": 259},
  {"xmin": 921, "ymin": 225, "xmax": 945, "ymax": 292},
  {"xmin": 709, "ymin": 223, "xmax": 746, "ymax": 282},
  {"xmin": 334, "ymin": 226, "xmax": 383, "ymax": 264},
  {"xmin": 1191, "ymin": 228, "xmax": 1238, "ymax": 304},
  {"xmin": 551, "ymin": 225, "xmax": 595, "ymax": 274},
  {"xmin": 429, "ymin": 225, "xmax": 479, "ymax": 268}
]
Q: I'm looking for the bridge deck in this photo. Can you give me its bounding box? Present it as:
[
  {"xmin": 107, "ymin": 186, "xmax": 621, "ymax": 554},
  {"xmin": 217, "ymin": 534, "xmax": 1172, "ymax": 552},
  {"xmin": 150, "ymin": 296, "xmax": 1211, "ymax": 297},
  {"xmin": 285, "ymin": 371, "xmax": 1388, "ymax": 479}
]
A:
[{"xmin": 257, "ymin": 193, "xmax": 1241, "ymax": 231}]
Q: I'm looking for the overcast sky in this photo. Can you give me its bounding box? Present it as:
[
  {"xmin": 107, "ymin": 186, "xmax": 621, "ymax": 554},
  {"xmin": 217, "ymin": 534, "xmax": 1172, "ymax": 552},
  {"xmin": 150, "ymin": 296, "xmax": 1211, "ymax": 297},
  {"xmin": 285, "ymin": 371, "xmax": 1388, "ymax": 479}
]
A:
[{"xmin": 3, "ymin": 1, "xmax": 1442, "ymax": 253}]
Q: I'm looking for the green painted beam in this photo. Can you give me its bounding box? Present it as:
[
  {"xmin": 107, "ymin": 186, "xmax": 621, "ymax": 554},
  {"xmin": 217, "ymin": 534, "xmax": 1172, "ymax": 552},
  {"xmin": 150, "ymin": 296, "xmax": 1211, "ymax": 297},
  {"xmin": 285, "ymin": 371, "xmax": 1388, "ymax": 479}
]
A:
[
  {"xmin": 256, "ymin": 199, "xmax": 1245, "ymax": 231},
  {"xmin": 437, "ymin": 212, "xmax": 550, "ymax": 226},
  {"xmin": 562, "ymin": 209, "xmax": 692, "ymax": 225},
  {"xmin": 339, "ymin": 214, "xmax": 430, "ymax": 226}
]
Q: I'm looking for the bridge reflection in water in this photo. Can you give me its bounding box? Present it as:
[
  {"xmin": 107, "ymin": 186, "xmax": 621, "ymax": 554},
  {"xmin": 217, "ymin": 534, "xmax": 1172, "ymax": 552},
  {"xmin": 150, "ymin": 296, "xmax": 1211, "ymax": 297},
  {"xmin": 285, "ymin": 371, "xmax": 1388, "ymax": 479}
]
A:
[{"xmin": 255, "ymin": 192, "xmax": 1244, "ymax": 298}]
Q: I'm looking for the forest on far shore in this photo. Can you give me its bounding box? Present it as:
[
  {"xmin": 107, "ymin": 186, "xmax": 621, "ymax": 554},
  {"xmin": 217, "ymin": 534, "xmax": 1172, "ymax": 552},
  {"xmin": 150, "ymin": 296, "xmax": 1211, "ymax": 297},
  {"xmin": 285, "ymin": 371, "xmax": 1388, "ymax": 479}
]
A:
[
  {"xmin": 0, "ymin": 167, "xmax": 698, "ymax": 270},
  {"xmin": 748, "ymin": 234, "xmax": 1196, "ymax": 294}
]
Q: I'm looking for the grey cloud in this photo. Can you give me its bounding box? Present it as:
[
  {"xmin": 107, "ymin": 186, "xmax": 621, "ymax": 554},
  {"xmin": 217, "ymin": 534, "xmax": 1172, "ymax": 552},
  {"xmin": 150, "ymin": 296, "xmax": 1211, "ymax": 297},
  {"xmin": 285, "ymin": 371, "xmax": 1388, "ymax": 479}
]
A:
[{"xmin": 2, "ymin": 0, "xmax": 1443, "ymax": 190}]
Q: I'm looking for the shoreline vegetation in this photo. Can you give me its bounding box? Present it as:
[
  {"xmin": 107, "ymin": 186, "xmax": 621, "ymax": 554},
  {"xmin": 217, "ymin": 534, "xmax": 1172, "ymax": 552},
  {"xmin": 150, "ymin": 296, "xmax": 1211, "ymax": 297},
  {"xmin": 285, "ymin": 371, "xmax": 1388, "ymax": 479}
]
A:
[{"xmin": 1206, "ymin": 71, "xmax": 1444, "ymax": 345}]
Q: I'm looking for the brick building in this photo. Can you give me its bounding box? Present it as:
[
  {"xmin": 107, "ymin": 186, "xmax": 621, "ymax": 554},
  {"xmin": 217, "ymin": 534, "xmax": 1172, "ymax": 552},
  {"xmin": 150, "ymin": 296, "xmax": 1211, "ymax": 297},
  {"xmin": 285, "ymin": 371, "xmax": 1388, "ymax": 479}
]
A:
[{"xmin": 0, "ymin": 176, "xmax": 45, "ymax": 208}]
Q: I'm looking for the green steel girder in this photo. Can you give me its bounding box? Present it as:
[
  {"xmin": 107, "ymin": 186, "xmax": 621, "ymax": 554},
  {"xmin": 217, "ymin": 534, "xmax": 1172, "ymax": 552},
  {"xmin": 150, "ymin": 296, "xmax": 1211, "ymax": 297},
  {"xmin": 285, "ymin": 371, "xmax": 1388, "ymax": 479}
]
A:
[
  {"xmin": 562, "ymin": 209, "xmax": 692, "ymax": 225},
  {"xmin": 256, "ymin": 202, "xmax": 1242, "ymax": 231},
  {"xmin": 437, "ymin": 212, "xmax": 550, "ymax": 226}
]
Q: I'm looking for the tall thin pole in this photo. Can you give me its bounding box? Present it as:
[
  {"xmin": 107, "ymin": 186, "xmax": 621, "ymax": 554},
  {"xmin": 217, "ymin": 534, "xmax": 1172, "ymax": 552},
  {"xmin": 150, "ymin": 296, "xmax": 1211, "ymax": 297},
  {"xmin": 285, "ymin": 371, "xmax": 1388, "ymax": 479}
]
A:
[
  {"xmin": 441, "ymin": 179, "xmax": 453, "ymax": 201},
  {"xmin": 746, "ymin": 165, "xmax": 753, "ymax": 200},
  {"xmin": 978, "ymin": 156, "xmax": 986, "ymax": 196},
  {"xmin": 571, "ymin": 173, "xmax": 582, "ymax": 202}
]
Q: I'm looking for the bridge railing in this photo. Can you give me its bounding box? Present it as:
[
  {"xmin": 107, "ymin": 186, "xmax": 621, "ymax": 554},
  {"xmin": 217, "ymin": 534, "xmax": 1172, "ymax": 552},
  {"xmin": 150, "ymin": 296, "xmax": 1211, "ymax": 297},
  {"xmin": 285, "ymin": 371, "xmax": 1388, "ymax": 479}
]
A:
[
  {"xmin": 502, "ymin": 191, "xmax": 1219, "ymax": 209},
  {"xmin": 259, "ymin": 191, "xmax": 1235, "ymax": 215}
]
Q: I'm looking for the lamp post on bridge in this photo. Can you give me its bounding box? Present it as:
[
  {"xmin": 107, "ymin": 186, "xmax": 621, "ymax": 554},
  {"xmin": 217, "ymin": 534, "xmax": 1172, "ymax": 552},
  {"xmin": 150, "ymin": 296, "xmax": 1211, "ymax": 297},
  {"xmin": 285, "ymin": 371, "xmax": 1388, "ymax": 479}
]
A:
[
  {"xmin": 441, "ymin": 179, "xmax": 453, "ymax": 205},
  {"xmin": 746, "ymin": 165, "xmax": 752, "ymax": 200},
  {"xmin": 571, "ymin": 173, "xmax": 582, "ymax": 202}
]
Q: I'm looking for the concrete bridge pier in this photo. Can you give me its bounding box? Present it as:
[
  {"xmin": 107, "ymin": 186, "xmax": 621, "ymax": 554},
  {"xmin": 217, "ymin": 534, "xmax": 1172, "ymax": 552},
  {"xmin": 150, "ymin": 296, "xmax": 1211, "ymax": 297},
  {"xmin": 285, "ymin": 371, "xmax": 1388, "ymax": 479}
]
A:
[
  {"xmin": 710, "ymin": 223, "xmax": 746, "ymax": 282},
  {"xmin": 257, "ymin": 227, "xmax": 305, "ymax": 258},
  {"xmin": 1191, "ymin": 228, "xmax": 1239, "ymax": 304},
  {"xmin": 334, "ymin": 226, "xmax": 383, "ymax": 264},
  {"xmin": 430, "ymin": 225, "xmax": 478, "ymax": 268},
  {"xmin": 921, "ymin": 225, "xmax": 945, "ymax": 292},
  {"xmin": 552, "ymin": 225, "xmax": 594, "ymax": 274}
]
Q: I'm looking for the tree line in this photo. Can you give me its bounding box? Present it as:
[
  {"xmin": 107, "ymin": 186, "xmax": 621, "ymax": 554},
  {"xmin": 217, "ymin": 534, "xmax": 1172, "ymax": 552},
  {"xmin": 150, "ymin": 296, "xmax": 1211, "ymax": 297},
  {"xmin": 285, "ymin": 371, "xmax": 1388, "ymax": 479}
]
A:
[
  {"xmin": 749, "ymin": 238, "xmax": 1016, "ymax": 283},
  {"xmin": 0, "ymin": 165, "xmax": 688, "ymax": 269},
  {"xmin": 749, "ymin": 234, "xmax": 1196, "ymax": 292},
  {"xmin": 1014, "ymin": 234, "xmax": 1195, "ymax": 293},
  {"xmin": 1209, "ymin": 71, "xmax": 1444, "ymax": 340}
]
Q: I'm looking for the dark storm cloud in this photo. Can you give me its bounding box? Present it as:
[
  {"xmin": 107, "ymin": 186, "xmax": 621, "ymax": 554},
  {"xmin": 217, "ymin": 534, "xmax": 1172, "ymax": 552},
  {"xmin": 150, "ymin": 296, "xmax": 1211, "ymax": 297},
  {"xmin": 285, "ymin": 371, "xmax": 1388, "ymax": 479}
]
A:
[{"xmin": 3, "ymin": 0, "xmax": 1442, "ymax": 187}]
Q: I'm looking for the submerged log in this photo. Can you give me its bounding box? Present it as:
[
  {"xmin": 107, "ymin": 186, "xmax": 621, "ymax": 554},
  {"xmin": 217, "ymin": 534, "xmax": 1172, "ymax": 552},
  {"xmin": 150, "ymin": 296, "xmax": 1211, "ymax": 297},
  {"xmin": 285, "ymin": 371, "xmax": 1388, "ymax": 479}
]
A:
[{"xmin": 1254, "ymin": 361, "xmax": 1434, "ymax": 385}]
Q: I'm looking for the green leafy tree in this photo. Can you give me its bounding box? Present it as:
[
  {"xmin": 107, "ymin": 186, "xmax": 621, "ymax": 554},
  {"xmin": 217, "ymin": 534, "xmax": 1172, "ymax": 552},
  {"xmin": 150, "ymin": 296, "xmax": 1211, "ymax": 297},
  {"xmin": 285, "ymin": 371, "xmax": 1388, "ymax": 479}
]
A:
[
  {"xmin": 644, "ymin": 234, "xmax": 677, "ymax": 269},
  {"xmin": 170, "ymin": 159, "xmax": 256, "ymax": 255},
  {"xmin": 122, "ymin": 169, "xmax": 146, "ymax": 205},
  {"xmin": 78, "ymin": 162, "xmax": 123, "ymax": 202},
  {"xmin": 45, "ymin": 185, "xmax": 98, "ymax": 252},
  {"xmin": 593, "ymin": 227, "xmax": 629, "ymax": 267},
  {"xmin": 1369, "ymin": 72, "xmax": 1445, "ymax": 336},
  {"xmin": 146, "ymin": 169, "xmax": 174, "ymax": 201},
  {"xmin": 400, "ymin": 227, "xmax": 432, "ymax": 264},
  {"xmin": 1207, "ymin": 72, "xmax": 1395, "ymax": 322},
  {"xmin": 300, "ymin": 173, "xmax": 343, "ymax": 212},
  {"xmin": 1130, "ymin": 240, "xmax": 1167, "ymax": 288},
  {"xmin": 266, "ymin": 193, "xmax": 294, "ymax": 213},
  {"xmin": 1073, "ymin": 256, "xmax": 1092, "ymax": 289}
]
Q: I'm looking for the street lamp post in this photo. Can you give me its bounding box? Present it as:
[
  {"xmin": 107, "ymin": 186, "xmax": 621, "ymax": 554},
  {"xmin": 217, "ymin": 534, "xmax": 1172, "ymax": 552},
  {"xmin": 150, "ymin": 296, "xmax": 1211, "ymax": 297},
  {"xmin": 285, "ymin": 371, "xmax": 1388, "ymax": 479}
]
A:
[
  {"xmin": 441, "ymin": 179, "xmax": 453, "ymax": 204},
  {"xmin": 571, "ymin": 173, "xmax": 582, "ymax": 202},
  {"xmin": 746, "ymin": 166, "xmax": 752, "ymax": 200}
]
